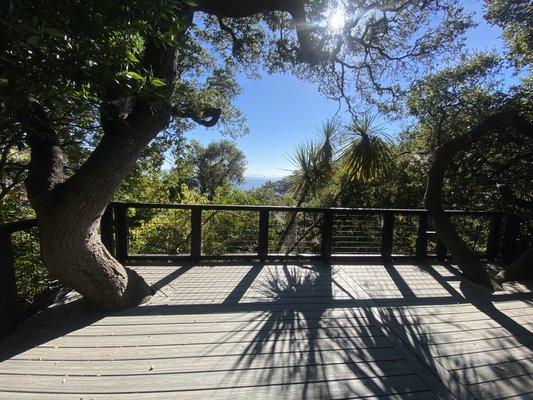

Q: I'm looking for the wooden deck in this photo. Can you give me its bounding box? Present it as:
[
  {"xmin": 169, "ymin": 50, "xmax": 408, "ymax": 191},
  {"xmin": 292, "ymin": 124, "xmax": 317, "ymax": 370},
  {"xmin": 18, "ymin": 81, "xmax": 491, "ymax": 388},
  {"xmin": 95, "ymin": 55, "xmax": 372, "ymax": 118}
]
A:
[{"xmin": 1, "ymin": 262, "xmax": 532, "ymax": 399}]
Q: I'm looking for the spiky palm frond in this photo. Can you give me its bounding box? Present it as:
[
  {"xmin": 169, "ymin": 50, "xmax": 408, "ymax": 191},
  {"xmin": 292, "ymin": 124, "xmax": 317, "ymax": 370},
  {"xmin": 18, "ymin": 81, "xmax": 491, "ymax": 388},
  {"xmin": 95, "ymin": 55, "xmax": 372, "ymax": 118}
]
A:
[
  {"xmin": 286, "ymin": 121, "xmax": 339, "ymax": 201},
  {"xmin": 286, "ymin": 141, "xmax": 319, "ymax": 199},
  {"xmin": 316, "ymin": 120, "xmax": 336, "ymax": 175},
  {"xmin": 339, "ymin": 114, "xmax": 394, "ymax": 182}
]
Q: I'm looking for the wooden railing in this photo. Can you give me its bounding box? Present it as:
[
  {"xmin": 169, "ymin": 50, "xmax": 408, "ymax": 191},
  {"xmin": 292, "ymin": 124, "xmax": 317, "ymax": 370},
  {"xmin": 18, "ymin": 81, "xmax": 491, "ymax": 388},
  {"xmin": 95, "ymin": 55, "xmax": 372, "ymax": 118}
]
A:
[
  {"xmin": 1, "ymin": 203, "xmax": 530, "ymax": 336},
  {"xmin": 102, "ymin": 202, "xmax": 528, "ymax": 264}
]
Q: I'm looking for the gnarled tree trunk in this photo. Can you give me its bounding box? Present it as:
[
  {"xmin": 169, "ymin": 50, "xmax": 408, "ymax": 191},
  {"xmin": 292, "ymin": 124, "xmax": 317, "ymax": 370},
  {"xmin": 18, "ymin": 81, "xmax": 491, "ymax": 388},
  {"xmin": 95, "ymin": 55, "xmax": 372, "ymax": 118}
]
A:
[
  {"xmin": 37, "ymin": 209, "xmax": 152, "ymax": 310},
  {"xmin": 19, "ymin": 32, "xmax": 182, "ymax": 309},
  {"xmin": 424, "ymin": 110, "xmax": 532, "ymax": 290},
  {"xmin": 22, "ymin": 96, "xmax": 175, "ymax": 309}
]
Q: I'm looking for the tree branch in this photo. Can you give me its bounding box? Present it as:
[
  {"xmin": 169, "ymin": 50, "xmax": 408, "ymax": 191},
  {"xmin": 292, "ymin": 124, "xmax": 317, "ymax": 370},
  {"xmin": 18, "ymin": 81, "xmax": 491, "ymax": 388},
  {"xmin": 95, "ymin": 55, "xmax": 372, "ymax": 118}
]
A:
[
  {"xmin": 17, "ymin": 98, "xmax": 65, "ymax": 210},
  {"xmin": 217, "ymin": 16, "xmax": 243, "ymax": 53},
  {"xmin": 196, "ymin": 0, "xmax": 294, "ymax": 18},
  {"xmin": 197, "ymin": 0, "xmax": 323, "ymax": 64},
  {"xmin": 424, "ymin": 109, "xmax": 532, "ymax": 289},
  {"xmin": 173, "ymin": 106, "xmax": 222, "ymax": 127},
  {"xmin": 58, "ymin": 35, "xmax": 183, "ymax": 217}
]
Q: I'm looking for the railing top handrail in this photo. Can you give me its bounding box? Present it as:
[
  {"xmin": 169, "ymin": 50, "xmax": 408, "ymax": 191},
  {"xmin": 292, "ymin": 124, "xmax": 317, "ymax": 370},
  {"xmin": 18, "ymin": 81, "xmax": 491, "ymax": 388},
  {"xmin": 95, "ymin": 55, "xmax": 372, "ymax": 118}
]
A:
[
  {"xmin": 0, "ymin": 219, "xmax": 37, "ymax": 234},
  {"xmin": 110, "ymin": 201, "xmax": 506, "ymax": 216},
  {"xmin": 0, "ymin": 204, "xmax": 523, "ymax": 235}
]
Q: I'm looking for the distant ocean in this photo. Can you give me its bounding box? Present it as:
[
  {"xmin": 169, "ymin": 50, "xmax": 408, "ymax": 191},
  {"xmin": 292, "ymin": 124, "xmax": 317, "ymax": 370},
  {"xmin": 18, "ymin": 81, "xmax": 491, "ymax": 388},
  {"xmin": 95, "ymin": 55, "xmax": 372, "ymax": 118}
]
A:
[{"xmin": 238, "ymin": 176, "xmax": 280, "ymax": 190}]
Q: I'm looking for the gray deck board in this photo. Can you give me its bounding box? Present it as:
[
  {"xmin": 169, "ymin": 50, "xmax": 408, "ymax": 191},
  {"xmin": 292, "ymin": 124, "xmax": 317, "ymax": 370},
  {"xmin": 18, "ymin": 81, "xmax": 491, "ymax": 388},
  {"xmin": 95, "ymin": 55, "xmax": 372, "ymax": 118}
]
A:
[{"xmin": 1, "ymin": 262, "xmax": 531, "ymax": 399}]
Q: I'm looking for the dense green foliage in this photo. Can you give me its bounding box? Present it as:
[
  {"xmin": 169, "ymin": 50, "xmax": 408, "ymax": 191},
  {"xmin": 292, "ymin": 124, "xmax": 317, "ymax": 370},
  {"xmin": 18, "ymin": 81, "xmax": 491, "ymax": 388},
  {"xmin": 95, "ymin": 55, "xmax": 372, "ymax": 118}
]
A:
[{"xmin": 485, "ymin": 0, "xmax": 532, "ymax": 68}]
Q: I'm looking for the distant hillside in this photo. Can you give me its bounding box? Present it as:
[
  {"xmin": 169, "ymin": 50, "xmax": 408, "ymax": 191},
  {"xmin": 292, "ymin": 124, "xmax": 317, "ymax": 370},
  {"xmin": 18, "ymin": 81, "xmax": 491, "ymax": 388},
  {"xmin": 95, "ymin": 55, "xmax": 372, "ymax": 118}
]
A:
[
  {"xmin": 238, "ymin": 176, "xmax": 290, "ymax": 190},
  {"xmin": 236, "ymin": 176, "xmax": 291, "ymax": 196},
  {"xmin": 238, "ymin": 177, "xmax": 271, "ymax": 190}
]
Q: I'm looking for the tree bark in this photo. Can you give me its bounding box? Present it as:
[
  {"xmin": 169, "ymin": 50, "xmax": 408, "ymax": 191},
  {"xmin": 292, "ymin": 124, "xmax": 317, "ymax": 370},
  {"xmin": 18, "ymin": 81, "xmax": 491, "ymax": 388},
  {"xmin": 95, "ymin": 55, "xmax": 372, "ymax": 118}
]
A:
[
  {"xmin": 16, "ymin": 3, "xmax": 312, "ymax": 310},
  {"xmin": 20, "ymin": 98, "xmax": 160, "ymax": 309},
  {"xmin": 38, "ymin": 207, "xmax": 152, "ymax": 309},
  {"xmin": 19, "ymin": 27, "xmax": 181, "ymax": 308},
  {"xmin": 424, "ymin": 110, "xmax": 531, "ymax": 290},
  {"xmin": 495, "ymin": 245, "xmax": 533, "ymax": 282}
]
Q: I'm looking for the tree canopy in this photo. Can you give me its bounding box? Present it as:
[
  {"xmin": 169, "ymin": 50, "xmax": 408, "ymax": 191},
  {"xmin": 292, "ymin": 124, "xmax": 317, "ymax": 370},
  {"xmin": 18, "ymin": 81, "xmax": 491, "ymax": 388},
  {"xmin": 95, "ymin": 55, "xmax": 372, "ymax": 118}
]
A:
[{"xmin": 484, "ymin": 0, "xmax": 532, "ymax": 68}]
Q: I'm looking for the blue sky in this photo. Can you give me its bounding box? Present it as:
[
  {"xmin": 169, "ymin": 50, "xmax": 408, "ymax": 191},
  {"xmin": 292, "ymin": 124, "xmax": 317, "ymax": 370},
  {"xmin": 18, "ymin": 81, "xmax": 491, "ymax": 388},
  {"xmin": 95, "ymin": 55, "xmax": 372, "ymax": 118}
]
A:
[{"xmin": 186, "ymin": 0, "xmax": 510, "ymax": 178}]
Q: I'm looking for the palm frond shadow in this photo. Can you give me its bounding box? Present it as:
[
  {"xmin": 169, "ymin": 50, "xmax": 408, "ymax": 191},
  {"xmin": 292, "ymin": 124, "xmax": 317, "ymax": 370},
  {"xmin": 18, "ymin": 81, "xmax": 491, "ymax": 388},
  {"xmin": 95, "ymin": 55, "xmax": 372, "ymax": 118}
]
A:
[
  {"xmin": 218, "ymin": 262, "xmax": 532, "ymax": 399},
  {"xmin": 220, "ymin": 264, "xmax": 435, "ymax": 399}
]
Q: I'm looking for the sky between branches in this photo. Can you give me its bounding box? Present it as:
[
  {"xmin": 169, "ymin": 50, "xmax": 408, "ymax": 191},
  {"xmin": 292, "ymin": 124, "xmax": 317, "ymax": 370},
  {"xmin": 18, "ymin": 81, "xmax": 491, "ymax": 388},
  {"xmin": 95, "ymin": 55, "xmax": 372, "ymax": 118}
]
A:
[{"xmin": 184, "ymin": 0, "xmax": 516, "ymax": 178}]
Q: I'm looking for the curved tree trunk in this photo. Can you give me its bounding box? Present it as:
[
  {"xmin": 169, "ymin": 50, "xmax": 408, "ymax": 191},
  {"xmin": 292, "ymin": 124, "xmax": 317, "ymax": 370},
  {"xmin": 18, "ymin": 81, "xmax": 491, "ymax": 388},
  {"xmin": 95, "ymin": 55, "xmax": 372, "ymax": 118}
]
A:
[
  {"xmin": 24, "ymin": 122, "xmax": 163, "ymax": 309},
  {"xmin": 19, "ymin": 32, "xmax": 181, "ymax": 309},
  {"xmin": 22, "ymin": 97, "xmax": 169, "ymax": 309},
  {"xmin": 424, "ymin": 110, "xmax": 532, "ymax": 290},
  {"xmin": 38, "ymin": 209, "xmax": 152, "ymax": 309}
]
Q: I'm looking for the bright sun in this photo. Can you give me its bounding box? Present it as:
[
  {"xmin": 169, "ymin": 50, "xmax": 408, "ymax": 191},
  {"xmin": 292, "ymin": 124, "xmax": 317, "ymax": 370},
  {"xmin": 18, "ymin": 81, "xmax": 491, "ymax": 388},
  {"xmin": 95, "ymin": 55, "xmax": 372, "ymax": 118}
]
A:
[{"xmin": 328, "ymin": 8, "xmax": 346, "ymax": 32}]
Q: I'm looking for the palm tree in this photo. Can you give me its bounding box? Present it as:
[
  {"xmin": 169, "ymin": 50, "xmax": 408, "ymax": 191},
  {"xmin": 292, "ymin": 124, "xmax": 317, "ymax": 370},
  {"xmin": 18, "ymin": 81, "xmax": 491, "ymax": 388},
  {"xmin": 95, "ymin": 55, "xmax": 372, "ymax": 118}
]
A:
[
  {"xmin": 282, "ymin": 115, "xmax": 394, "ymax": 254},
  {"xmin": 275, "ymin": 121, "xmax": 337, "ymax": 252},
  {"xmin": 338, "ymin": 114, "xmax": 393, "ymax": 185}
]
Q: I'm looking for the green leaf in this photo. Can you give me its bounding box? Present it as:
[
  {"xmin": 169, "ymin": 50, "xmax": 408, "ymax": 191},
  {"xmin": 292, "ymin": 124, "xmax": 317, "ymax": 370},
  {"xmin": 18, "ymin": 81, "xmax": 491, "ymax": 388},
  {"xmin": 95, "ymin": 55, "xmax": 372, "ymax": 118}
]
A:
[
  {"xmin": 183, "ymin": 0, "xmax": 198, "ymax": 6},
  {"xmin": 124, "ymin": 71, "xmax": 144, "ymax": 80},
  {"xmin": 150, "ymin": 78, "xmax": 166, "ymax": 88},
  {"xmin": 127, "ymin": 52, "xmax": 139, "ymax": 64}
]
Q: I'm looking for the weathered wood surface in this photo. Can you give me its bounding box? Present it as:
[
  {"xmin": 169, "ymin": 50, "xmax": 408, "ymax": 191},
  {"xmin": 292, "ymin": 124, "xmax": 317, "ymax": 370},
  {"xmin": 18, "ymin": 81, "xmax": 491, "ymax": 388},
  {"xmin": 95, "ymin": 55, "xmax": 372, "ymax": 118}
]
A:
[{"xmin": 0, "ymin": 262, "xmax": 531, "ymax": 399}]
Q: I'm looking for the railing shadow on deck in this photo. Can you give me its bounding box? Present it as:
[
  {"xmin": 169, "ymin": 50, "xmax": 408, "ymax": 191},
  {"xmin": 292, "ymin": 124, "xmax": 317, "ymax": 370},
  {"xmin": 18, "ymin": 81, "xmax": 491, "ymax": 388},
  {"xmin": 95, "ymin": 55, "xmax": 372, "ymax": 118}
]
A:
[{"xmin": 1, "ymin": 260, "xmax": 531, "ymax": 399}]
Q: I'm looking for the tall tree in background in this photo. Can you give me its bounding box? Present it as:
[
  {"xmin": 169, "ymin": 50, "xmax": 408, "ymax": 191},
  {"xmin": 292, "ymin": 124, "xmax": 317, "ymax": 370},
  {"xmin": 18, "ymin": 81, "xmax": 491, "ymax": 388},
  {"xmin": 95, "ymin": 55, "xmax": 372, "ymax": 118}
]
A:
[
  {"xmin": 407, "ymin": 53, "xmax": 532, "ymax": 288},
  {"xmin": 194, "ymin": 140, "xmax": 246, "ymax": 199},
  {"xmin": 1, "ymin": 0, "xmax": 475, "ymax": 309}
]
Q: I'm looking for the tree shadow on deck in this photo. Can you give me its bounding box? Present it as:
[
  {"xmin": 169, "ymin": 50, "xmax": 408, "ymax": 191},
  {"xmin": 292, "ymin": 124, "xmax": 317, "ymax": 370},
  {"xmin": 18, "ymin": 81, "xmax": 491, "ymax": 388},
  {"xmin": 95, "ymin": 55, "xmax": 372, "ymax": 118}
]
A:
[
  {"xmin": 0, "ymin": 261, "xmax": 531, "ymax": 399},
  {"xmin": 216, "ymin": 263, "xmax": 433, "ymax": 399},
  {"xmin": 0, "ymin": 295, "xmax": 105, "ymax": 362},
  {"xmin": 200, "ymin": 260, "xmax": 532, "ymax": 399}
]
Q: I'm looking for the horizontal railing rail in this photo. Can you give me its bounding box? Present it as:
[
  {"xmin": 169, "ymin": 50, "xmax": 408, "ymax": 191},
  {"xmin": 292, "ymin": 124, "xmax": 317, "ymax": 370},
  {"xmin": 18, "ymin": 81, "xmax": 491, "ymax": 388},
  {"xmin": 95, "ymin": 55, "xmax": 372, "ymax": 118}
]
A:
[
  {"xmin": 115, "ymin": 201, "xmax": 502, "ymax": 215},
  {"xmin": 0, "ymin": 219, "xmax": 37, "ymax": 233},
  {"xmin": 1, "ymin": 203, "xmax": 530, "ymax": 336}
]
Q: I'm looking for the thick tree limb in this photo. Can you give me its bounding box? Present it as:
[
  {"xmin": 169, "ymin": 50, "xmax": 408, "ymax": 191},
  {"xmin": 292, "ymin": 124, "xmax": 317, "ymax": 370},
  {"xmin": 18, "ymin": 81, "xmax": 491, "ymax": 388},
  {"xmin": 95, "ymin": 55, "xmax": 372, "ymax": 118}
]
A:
[
  {"xmin": 57, "ymin": 35, "xmax": 182, "ymax": 218},
  {"xmin": 173, "ymin": 106, "xmax": 222, "ymax": 127},
  {"xmin": 197, "ymin": 0, "xmax": 322, "ymax": 63},
  {"xmin": 196, "ymin": 0, "xmax": 294, "ymax": 18},
  {"xmin": 424, "ymin": 110, "xmax": 532, "ymax": 290},
  {"xmin": 17, "ymin": 98, "xmax": 65, "ymax": 212}
]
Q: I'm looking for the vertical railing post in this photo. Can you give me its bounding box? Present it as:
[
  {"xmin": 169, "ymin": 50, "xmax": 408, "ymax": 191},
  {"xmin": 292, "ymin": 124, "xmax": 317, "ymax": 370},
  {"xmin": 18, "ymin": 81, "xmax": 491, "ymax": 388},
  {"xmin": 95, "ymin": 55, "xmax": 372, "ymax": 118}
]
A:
[
  {"xmin": 115, "ymin": 204, "xmax": 128, "ymax": 264},
  {"xmin": 100, "ymin": 203, "xmax": 115, "ymax": 255},
  {"xmin": 321, "ymin": 210, "xmax": 334, "ymax": 262},
  {"xmin": 416, "ymin": 213, "xmax": 428, "ymax": 259},
  {"xmin": 258, "ymin": 209, "xmax": 269, "ymax": 261},
  {"xmin": 501, "ymin": 213, "xmax": 520, "ymax": 263},
  {"xmin": 381, "ymin": 211, "xmax": 394, "ymax": 261},
  {"xmin": 486, "ymin": 213, "xmax": 503, "ymax": 261},
  {"xmin": 0, "ymin": 229, "xmax": 18, "ymax": 336},
  {"xmin": 191, "ymin": 207, "xmax": 202, "ymax": 261}
]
